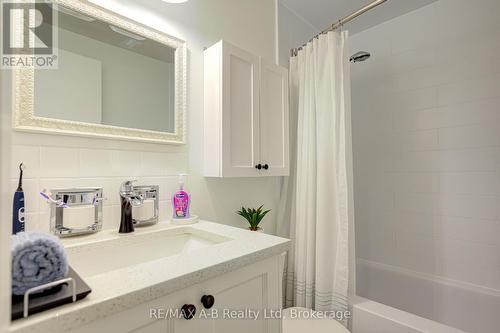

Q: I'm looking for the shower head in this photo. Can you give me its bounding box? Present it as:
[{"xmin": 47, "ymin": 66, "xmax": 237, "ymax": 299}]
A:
[{"xmin": 350, "ymin": 51, "xmax": 371, "ymax": 63}]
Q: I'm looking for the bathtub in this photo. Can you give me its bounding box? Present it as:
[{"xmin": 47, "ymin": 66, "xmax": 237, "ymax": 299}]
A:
[{"xmin": 352, "ymin": 259, "xmax": 500, "ymax": 333}]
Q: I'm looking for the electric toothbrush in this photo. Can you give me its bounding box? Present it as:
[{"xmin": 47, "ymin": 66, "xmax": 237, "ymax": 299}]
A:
[{"xmin": 13, "ymin": 163, "xmax": 25, "ymax": 234}]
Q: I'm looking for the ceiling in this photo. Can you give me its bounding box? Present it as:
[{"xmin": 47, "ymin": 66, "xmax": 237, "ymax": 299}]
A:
[{"xmin": 279, "ymin": 0, "xmax": 437, "ymax": 35}]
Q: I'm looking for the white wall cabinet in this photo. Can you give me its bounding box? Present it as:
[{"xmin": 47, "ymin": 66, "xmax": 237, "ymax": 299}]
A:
[
  {"xmin": 204, "ymin": 40, "xmax": 289, "ymax": 177},
  {"xmin": 71, "ymin": 255, "xmax": 284, "ymax": 333}
]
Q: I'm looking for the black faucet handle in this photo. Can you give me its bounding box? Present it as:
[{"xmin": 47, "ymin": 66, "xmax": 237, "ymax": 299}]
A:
[
  {"xmin": 119, "ymin": 180, "xmax": 139, "ymax": 234},
  {"xmin": 119, "ymin": 198, "xmax": 135, "ymax": 234}
]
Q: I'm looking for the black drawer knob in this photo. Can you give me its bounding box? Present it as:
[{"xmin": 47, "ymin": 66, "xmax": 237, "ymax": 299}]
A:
[
  {"xmin": 181, "ymin": 304, "xmax": 196, "ymax": 320},
  {"xmin": 263, "ymin": 164, "xmax": 269, "ymax": 170},
  {"xmin": 201, "ymin": 295, "xmax": 215, "ymax": 309},
  {"xmin": 255, "ymin": 164, "xmax": 262, "ymax": 170}
]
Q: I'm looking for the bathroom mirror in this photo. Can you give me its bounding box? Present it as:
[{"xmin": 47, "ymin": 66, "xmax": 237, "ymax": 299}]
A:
[{"xmin": 12, "ymin": 0, "xmax": 187, "ymax": 144}]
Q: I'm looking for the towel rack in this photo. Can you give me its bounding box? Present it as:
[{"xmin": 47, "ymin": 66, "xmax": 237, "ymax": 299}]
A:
[{"xmin": 23, "ymin": 277, "xmax": 76, "ymax": 318}]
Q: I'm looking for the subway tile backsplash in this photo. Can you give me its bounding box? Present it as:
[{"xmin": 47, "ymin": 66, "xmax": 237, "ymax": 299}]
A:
[{"xmin": 11, "ymin": 145, "xmax": 188, "ymax": 233}]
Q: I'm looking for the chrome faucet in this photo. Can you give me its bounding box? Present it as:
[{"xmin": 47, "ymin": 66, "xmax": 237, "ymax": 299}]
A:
[{"xmin": 119, "ymin": 180, "xmax": 144, "ymax": 233}]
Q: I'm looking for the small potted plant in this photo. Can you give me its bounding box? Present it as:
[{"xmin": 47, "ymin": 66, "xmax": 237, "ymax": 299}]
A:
[{"xmin": 236, "ymin": 205, "xmax": 271, "ymax": 232}]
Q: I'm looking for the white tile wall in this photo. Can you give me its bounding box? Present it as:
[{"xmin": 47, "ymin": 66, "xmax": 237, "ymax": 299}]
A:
[
  {"xmin": 11, "ymin": 144, "xmax": 187, "ymax": 233},
  {"xmin": 352, "ymin": 0, "xmax": 500, "ymax": 291}
]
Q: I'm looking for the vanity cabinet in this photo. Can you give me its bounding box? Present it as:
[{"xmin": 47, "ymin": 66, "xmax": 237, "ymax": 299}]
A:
[
  {"xmin": 204, "ymin": 40, "xmax": 289, "ymax": 177},
  {"xmin": 70, "ymin": 255, "xmax": 284, "ymax": 333}
]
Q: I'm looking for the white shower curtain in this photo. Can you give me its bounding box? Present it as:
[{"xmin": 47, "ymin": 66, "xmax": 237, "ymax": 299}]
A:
[{"xmin": 277, "ymin": 30, "xmax": 352, "ymax": 315}]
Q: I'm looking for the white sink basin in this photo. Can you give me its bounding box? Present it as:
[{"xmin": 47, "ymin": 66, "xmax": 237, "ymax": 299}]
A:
[{"xmin": 64, "ymin": 226, "xmax": 232, "ymax": 277}]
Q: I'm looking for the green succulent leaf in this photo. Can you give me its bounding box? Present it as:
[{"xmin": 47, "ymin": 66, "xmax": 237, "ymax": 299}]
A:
[{"xmin": 236, "ymin": 205, "xmax": 272, "ymax": 230}]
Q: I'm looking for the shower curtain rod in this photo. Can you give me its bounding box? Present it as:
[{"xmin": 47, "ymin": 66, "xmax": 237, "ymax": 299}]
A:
[{"xmin": 290, "ymin": 0, "xmax": 388, "ymax": 57}]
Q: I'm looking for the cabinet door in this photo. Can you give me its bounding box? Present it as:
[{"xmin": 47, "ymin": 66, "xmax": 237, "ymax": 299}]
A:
[
  {"xmin": 222, "ymin": 42, "xmax": 261, "ymax": 177},
  {"xmin": 192, "ymin": 256, "xmax": 282, "ymax": 333},
  {"xmin": 259, "ymin": 60, "xmax": 289, "ymax": 176},
  {"xmin": 70, "ymin": 284, "xmax": 197, "ymax": 333}
]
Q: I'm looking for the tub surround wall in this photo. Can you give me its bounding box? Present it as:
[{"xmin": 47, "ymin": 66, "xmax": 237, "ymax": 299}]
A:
[
  {"xmin": 8, "ymin": 0, "xmax": 281, "ymax": 234},
  {"xmin": 351, "ymin": 0, "xmax": 500, "ymax": 331}
]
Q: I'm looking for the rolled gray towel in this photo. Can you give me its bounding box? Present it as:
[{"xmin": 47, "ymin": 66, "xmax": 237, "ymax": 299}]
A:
[{"xmin": 11, "ymin": 232, "xmax": 69, "ymax": 296}]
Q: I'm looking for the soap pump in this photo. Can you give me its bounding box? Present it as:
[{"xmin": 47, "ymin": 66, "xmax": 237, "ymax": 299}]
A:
[{"xmin": 172, "ymin": 173, "xmax": 190, "ymax": 219}]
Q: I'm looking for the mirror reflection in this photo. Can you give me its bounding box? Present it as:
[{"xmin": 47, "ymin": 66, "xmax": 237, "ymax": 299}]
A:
[{"xmin": 34, "ymin": 5, "xmax": 176, "ymax": 133}]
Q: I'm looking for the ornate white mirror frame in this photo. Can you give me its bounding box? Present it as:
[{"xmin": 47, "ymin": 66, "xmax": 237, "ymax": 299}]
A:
[{"xmin": 12, "ymin": 0, "xmax": 187, "ymax": 144}]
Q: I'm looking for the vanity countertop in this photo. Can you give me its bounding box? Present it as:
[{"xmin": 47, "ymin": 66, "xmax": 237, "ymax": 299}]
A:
[{"xmin": 9, "ymin": 221, "xmax": 290, "ymax": 333}]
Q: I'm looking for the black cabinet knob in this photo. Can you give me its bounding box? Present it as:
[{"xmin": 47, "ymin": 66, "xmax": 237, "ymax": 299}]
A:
[
  {"xmin": 255, "ymin": 164, "xmax": 262, "ymax": 170},
  {"xmin": 181, "ymin": 304, "xmax": 196, "ymax": 320},
  {"xmin": 263, "ymin": 164, "xmax": 269, "ymax": 170},
  {"xmin": 201, "ymin": 295, "xmax": 215, "ymax": 309}
]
